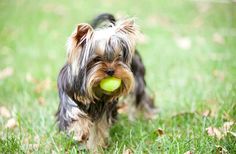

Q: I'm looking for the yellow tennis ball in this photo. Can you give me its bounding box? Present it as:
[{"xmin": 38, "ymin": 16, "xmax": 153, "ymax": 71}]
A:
[{"xmin": 100, "ymin": 77, "xmax": 121, "ymax": 92}]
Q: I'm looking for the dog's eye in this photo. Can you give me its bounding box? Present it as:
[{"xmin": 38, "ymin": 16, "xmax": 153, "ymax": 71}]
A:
[{"xmin": 93, "ymin": 57, "xmax": 101, "ymax": 63}]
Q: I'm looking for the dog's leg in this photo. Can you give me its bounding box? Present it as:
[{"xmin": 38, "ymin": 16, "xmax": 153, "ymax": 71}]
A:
[
  {"xmin": 56, "ymin": 92, "xmax": 92, "ymax": 144},
  {"xmin": 68, "ymin": 117, "xmax": 92, "ymax": 143},
  {"xmin": 86, "ymin": 100, "xmax": 117, "ymax": 150},
  {"xmin": 86, "ymin": 113, "xmax": 109, "ymax": 150},
  {"xmin": 130, "ymin": 50, "xmax": 158, "ymax": 119}
]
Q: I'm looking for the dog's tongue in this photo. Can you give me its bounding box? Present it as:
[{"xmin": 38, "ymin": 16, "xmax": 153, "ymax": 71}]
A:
[{"xmin": 100, "ymin": 77, "xmax": 121, "ymax": 92}]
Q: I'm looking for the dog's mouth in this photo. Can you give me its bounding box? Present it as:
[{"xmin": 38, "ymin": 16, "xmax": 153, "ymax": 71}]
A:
[
  {"xmin": 92, "ymin": 79, "xmax": 124, "ymax": 99},
  {"xmin": 100, "ymin": 88, "xmax": 117, "ymax": 95},
  {"xmin": 88, "ymin": 71, "xmax": 134, "ymax": 101},
  {"xmin": 99, "ymin": 77, "xmax": 121, "ymax": 91}
]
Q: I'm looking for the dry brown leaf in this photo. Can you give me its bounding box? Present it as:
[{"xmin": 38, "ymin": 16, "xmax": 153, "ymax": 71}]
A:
[
  {"xmin": 222, "ymin": 122, "xmax": 234, "ymax": 133},
  {"xmin": 0, "ymin": 106, "xmax": 11, "ymax": 118},
  {"xmin": 123, "ymin": 149, "xmax": 133, "ymax": 154},
  {"xmin": 206, "ymin": 127, "xmax": 222, "ymax": 139},
  {"xmin": 0, "ymin": 67, "xmax": 14, "ymax": 80},
  {"xmin": 215, "ymin": 145, "xmax": 228, "ymax": 154},
  {"xmin": 156, "ymin": 128, "xmax": 165, "ymax": 136},
  {"xmin": 34, "ymin": 78, "xmax": 52, "ymax": 93},
  {"xmin": 175, "ymin": 37, "xmax": 192, "ymax": 50},
  {"xmin": 202, "ymin": 110, "xmax": 211, "ymax": 117},
  {"xmin": 26, "ymin": 73, "xmax": 38, "ymax": 83},
  {"xmin": 206, "ymin": 122, "xmax": 235, "ymax": 140},
  {"xmin": 5, "ymin": 118, "xmax": 17, "ymax": 129},
  {"xmin": 200, "ymin": 109, "xmax": 217, "ymax": 118},
  {"xmin": 213, "ymin": 33, "xmax": 225, "ymax": 44},
  {"xmin": 184, "ymin": 151, "xmax": 193, "ymax": 154},
  {"xmin": 37, "ymin": 97, "xmax": 46, "ymax": 105}
]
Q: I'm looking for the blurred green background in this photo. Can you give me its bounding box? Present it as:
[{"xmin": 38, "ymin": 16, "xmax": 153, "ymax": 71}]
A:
[{"xmin": 0, "ymin": 0, "xmax": 236, "ymax": 153}]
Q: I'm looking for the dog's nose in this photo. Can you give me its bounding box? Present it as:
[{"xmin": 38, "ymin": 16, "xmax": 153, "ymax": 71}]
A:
[{"xmin": 106, "ymin": 68, "xmax": 115, "ymax": 76}]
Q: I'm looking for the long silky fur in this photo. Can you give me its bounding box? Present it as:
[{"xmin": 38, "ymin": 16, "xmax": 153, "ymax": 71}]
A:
[{"xmin": 56, "ymin": 13, "xmax": 156, "ymax": 149}]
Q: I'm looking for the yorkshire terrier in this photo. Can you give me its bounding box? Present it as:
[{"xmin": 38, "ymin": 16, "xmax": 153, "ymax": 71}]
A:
[{"xmin": 56, "ymin": 13, "xmax": 157, "ymax": 150}]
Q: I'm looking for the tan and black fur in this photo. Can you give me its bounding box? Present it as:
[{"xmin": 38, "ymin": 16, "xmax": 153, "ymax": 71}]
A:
[{"xmin": 56, "ymin": 13, "xmax": 156, "ymax": 150}]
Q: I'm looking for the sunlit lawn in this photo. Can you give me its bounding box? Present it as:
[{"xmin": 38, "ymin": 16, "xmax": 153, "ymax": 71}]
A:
[{"xmin": 0, "ymin": 0, "xmax": 236, "ymax": 153}]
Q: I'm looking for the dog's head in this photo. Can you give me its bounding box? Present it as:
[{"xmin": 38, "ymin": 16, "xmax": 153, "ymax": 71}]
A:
[{"xmin": 66, "ymin": 18, "xmax": 138, "ymax": 102}]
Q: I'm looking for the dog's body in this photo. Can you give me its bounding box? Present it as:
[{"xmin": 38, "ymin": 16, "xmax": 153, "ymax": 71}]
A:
[{"xmin": 56, "ymin": 13, "xmax": 156, "ymax": 150}]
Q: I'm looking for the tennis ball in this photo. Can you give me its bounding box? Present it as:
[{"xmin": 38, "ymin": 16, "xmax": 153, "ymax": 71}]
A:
[{"xmin": 100, "ymin": 77, "xmax": 121, "ymax": 92}]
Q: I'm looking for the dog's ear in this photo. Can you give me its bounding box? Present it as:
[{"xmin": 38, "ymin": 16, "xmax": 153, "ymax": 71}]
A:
[
  {"xmin": 67, "ymin": 23, "xmax": 93, "ymax": 63},
  {"xmin": 66, "ymin": 24, "xmax": 93, "ymax": 96},
  {"xmin": 115, "ymin": 18, "xmax": 138, "ymax": 54},
  {"xmin": 116, "ymin": 18, "xmax": 138, "ymax": 36},
  {"xmin": 73, "ymin": 24, "xmax": 93, "ymax": 45}
]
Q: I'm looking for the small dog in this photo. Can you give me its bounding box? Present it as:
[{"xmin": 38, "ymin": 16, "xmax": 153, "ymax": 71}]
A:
[{"xmin": 56, "ymin": 13, "xmax": 156, "ymax": 150}]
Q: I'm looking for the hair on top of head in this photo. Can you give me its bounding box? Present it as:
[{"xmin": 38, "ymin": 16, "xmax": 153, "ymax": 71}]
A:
[
  {"xmin": 65, "ymin": 17, "xmax": 139, "ymax": 80},
  {"xmin": 66, "ymin": 17, "xmax": 138, "ymax": 56}
]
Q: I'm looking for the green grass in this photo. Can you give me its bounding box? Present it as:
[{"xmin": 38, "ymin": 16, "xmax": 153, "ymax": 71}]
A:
[{"xmin": 0, "ymin": 0, "xmax": 236, "ymax": 153}]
